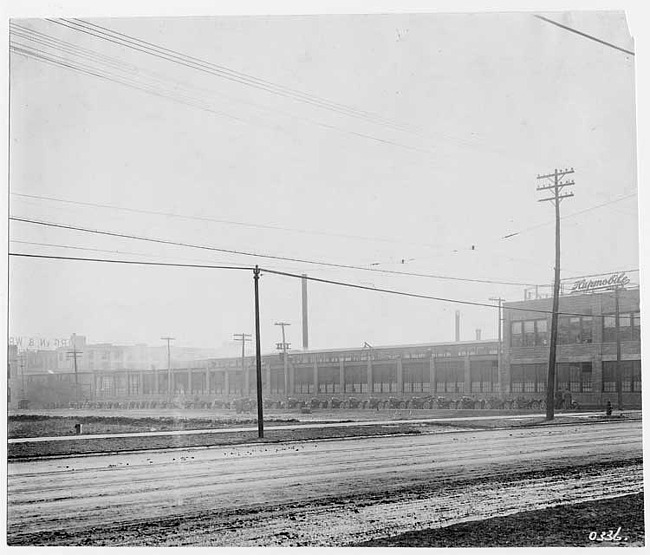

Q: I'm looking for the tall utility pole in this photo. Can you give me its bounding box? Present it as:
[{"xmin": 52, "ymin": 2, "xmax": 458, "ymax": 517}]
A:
[
  {"xmin": 161, "ymin": 337, "xmax": 175, "ymax": 404},
  {"xmin": 275, "ymin": 322, "xmax": 291, "ymax": 407},
  {"xmin": 253, "ymin": 266, "xmax": 264, "ymax": 438},
  {"xmin": 489, "ymin": 297, "xmax": 506, "ymax": 396},
  {"xmin": 301, "ymin": 274, "xmax": 309, "ymax": 350},
  {"xmin": 19, "ymin": 354, "xmax": 27, "ymax": 402},
  {"xmin": 614, "ymin": 286, "xmax": 623, "ymax": 411},
  {"xmin": 233, "ymin": 333, "xmax": 252, "ymax": 395},
  {"xmin": 537, "ymin": 168, "xmax": 575, "ymax": 420},
  {"xmin": 66, "ymin": 344, "xmax": 83, "ymax": 408}
]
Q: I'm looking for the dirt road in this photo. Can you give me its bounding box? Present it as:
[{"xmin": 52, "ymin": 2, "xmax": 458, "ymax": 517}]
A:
[{"xmin": 7, "ymin": 419, "xmax": 643, "ymax": 546}]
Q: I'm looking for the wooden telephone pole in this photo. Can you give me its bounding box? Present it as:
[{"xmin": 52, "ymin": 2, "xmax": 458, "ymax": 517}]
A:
[
  {"xmin": 66, "ymin": 345, "xmax": 83, "ymax": 408},
  {"xmin": 537, "ymin": 168, "xmax": 575, "ymax": 420},
  {"xmin": 275, "ymin": 322, "xmax": 291, "ymax": 408}
]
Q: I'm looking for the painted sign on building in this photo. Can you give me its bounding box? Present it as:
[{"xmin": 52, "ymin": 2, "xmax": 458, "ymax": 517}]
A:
[
  {"xmin": 570, "ymin": 272, "xmax": 630, "ymax": 294},
  {"xmin": 8, "ymin": 337, "xmax": 70, "ymax": 349}
]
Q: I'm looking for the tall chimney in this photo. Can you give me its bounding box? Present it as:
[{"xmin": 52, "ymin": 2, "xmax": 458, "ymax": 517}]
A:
[
  {"xmin": 301, "ymin": 274, "xmax": 309, "ymax": 350},
  {"xmin": 455, "ymin": 310, "xmax": 461, "ymax": 342},
  {"xmin": 476, "ymin": 328, "xmax": 482, "ymax": 341}
]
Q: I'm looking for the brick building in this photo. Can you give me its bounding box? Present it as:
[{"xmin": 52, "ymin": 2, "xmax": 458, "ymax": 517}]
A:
[{"xmin": 503, "ymin": 286, "xmax": 641, "ymax": 408}]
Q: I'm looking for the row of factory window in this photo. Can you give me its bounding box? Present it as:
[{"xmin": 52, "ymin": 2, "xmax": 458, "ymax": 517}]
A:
[
  {"xmin": 510, "ymin": 361, "xmax": 641, "ymax": 393},
  {"xmin": 82, "ymin": 361, "xmax": 500, "ymax": 396},
  {"xmin": 205, "ymin": 346, "xmax": 499, "ymax": 369},
  {"xmin": 510, "ymin": 312, "xmax": 641, "ymax": 347},
  {"xmin": 35, "ymin": 359, "xmax": 642, "ymax": 397}
]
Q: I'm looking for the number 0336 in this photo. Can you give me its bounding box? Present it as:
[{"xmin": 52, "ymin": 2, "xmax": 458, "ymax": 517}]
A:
[{"xmin": 588, "ymin": 527, "xmax": 627, "ymax": 542}]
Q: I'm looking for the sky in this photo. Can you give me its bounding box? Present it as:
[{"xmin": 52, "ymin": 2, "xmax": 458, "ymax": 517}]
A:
[{"xmin": 6, "ymin": 7, "xmax": 641, "ymax": 357}]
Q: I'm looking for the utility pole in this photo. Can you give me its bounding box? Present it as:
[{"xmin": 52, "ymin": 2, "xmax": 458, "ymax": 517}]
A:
[
  {"xmin": 19, "ymin": 354, "xmax": 27, "ymax": 403},
  {"xmin": 275, "ymin": 322, "xmax": 291, "ymax": 408},
  {"xmin": 614, "ymin": 286, "xmax": 623, "ymax": 411},
  {"xmin": 161, "ymin": 336, "xmax": 175, "ymax": 404},
  {"xmin": 489, "ymin": 297, "xmax": 506, "ymax": 396},
  {"xmin": 66, "ymin": 344, "xmax": 83, "ymax": 408},
  {"xmin": 253, "ymin": 266, "xmax": 264, "ymax": 438},
  {"xmin": 233, "ymin": 333, "xmax": 252, "ymax": 395},
  {"xmin": 301, "ymin": 274, "xmax": 309, "ymax": 350},
  {"xmin": 537, "ymin": 167, "xmax": 575, "ymax": 420}
]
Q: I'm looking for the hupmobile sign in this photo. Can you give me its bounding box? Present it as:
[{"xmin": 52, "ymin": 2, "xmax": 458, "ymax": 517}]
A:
[{"xmin": 570, "ymin": 272, "xmax": 630, "ymax": 293}]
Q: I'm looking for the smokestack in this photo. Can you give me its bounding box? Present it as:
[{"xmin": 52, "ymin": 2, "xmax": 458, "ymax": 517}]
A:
[
  {"xmin": 476, "ymin": 329, "xmax": 482, "ymax": 341},
  {"xmin": 455, "ymin": 310, "xmax": 461, "ymax": 342},
  {"xmin": 301, "ymin": 274, "xmax": 309, "ymax": 350}
]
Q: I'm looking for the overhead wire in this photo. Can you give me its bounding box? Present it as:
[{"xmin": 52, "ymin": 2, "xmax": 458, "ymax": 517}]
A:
[
  {"xmin": 9, "ymin": 216, "xmax": 538, "ymax": 286},
  {"xmin": 9, "ymin": 191, "xmax": 467, "ymax": 250},
  {"xmin": 9, "ymin": 252, "xmax": 253, "ymax": 271},
  {"xmin": 40, "ymin": 18, "xmax": 526, "ymax": 164},
  {"xmin": 55, "ymin": 17, "xmax": 421, "ymax": 135},
  {"xmin": 533, "ymin": 15, "xmax": 635, "ymax": 56},
  {"xmin": 10, "ymin": 28, "xmax": 445, "ymax": 161},
  {"xmin": 8, "ymin": 251, "xmax": 626, "ymax": 319}
]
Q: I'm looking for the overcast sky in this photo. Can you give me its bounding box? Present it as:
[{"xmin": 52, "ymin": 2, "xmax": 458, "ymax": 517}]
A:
[{"xmin": 8, "ymin": 9, "xmax": 639, "ymax": 356}]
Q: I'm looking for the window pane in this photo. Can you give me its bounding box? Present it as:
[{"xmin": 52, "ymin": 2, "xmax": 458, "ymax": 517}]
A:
[{"xmin": 536, "ymin": 319, "xmax": 548, "ymax": 333}]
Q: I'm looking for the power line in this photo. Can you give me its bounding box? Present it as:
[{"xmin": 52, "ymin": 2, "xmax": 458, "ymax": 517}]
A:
[
  {"xmin": 501, "ymin": 192, "xmax": 637, "ymax": 240},
  {"xmin": 51, "ymin": 17, "xmax": 419, "ymax": 135},
  {"xmin": 259, "ymin": 268, "xmax": 621, "ymax": 319},
  {"xmin": 534, "ymin": 15, "xmax": 635, "ymax": 57},
  {"xmin": 10, "ymin": 191, "xmax": 445, "ymax": 249},
  {"xmin": 10, "ymin": 36, "xmax": 443, "ymax": 162},
  {"xmin": 8, "ymin": 251, "xmax": 617, "ymax": 318},
  {"xmin": 9, "ymin": 252, "xmax": 254, "ymax": 271},
  {"xmin": 10, "ymin": 216, "xmax": 538, "ymax": 286}
]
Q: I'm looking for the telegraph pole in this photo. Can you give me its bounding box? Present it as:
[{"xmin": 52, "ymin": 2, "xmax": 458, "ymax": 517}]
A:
[
  {"xmin": 66, "ymin": 344, "xmax": 83, "ymax": 408},
  {"xmin": 19, "ymin": 354, "xmax": 27, "ymax": 403},
  {"xmin": 161, "ymin": 336, "xmax": 175, "ymax": 404},
  {"xmin": 614, "ymin": 285, "xmax": 623, "ymax": 411},
  {"xmin": 233, "ymin": 333, "xmax": 252, "ymax": 395},
  {"xmin": 537, "ymin": 168, "xmax": 575, "ymax": 420},
  {"xmin": 489, "ymin": 297, "xmax": 506, "ymax": 396},
  {"xmin": 275, "ymin": 322, "xmax": 291, "ymax": 408},
  {"xmin": 253, "ymin": 266, "xmax": 264, "ymax": 438}
]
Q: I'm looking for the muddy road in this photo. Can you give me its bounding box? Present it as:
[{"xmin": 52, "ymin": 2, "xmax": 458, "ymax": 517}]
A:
[{"xmin": 7, "ymin": 419, "xmax": 643, "ymax": 546}]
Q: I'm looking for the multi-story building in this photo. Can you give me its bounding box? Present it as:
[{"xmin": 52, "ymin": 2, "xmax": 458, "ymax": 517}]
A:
[{"xmin": 503, "ymin": 283, "xmax": 641, "ymax": 408}]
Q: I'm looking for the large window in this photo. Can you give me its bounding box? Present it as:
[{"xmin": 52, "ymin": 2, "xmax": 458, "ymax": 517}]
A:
[
  {"xmin": 511, "ymin": 319, "xmax": 548, "ymax": 347},
  {"xmin": 602, "ymin": 360, "xmax": 641, "ymax": 393},
  {"xmin": 510, "ymin": 363, "xmax": 547, "ymax": 393},
  {"xmin": 318, "ymin": 366, "xmax": 340, "ymax": 393},
  {"xmin": 470, "ymin": 360, "xmax": 498, "ymax": 393},
  {"xmin": 556, "ymin": 362, "xmax": 592, "ymax": 392},
  {"xmin": 558, "ymin": 316, "xmax": 593, "ymax": 344},
  {"xmin": 435, "ymin": 360, "xmax": 465, "ymax": 393},
  {"xmin": 372, "ymin": 364, "xmax": 397, "ymax": 393},
  {"xmin": 403, "ymin": 363, "xmax": 430, "ymax": 393},
  {"xmin": 269, "ymin": 369, "xmax": 285, "ymax": 394},
  {"xmin": 603, "ymin": 312, "xmax": 641, "ymax": 343},
  {"xmin": 295, "ymin": 367, "xmax": 314, "ymax": 394},
  {"xmin": 344, "ymin": 366, "xmax": 367, "ymax": 393},
  {"xmin": 211, "ymin": 372, "xmax": 225, "ymax": 394}
]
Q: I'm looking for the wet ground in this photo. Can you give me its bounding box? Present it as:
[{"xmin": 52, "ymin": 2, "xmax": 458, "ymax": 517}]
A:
[{"xmin": 7, "ymin": 418, "xmax": 643, "ymax": 546}]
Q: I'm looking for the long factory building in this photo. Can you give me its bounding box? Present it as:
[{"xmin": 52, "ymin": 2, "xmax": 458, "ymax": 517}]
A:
[{"xmin": 8, "ymin": 284, "xmax": 642, "ymax": 410}]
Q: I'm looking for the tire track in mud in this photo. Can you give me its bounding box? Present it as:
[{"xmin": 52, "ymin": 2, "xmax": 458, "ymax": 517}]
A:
[
  {"xmin": 121, "ymin": 462, "xmax": 645, "ymax": 547},
  {"xmin": 7, "ymin": 421, "xmax": 643, "ymax": 546}
]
